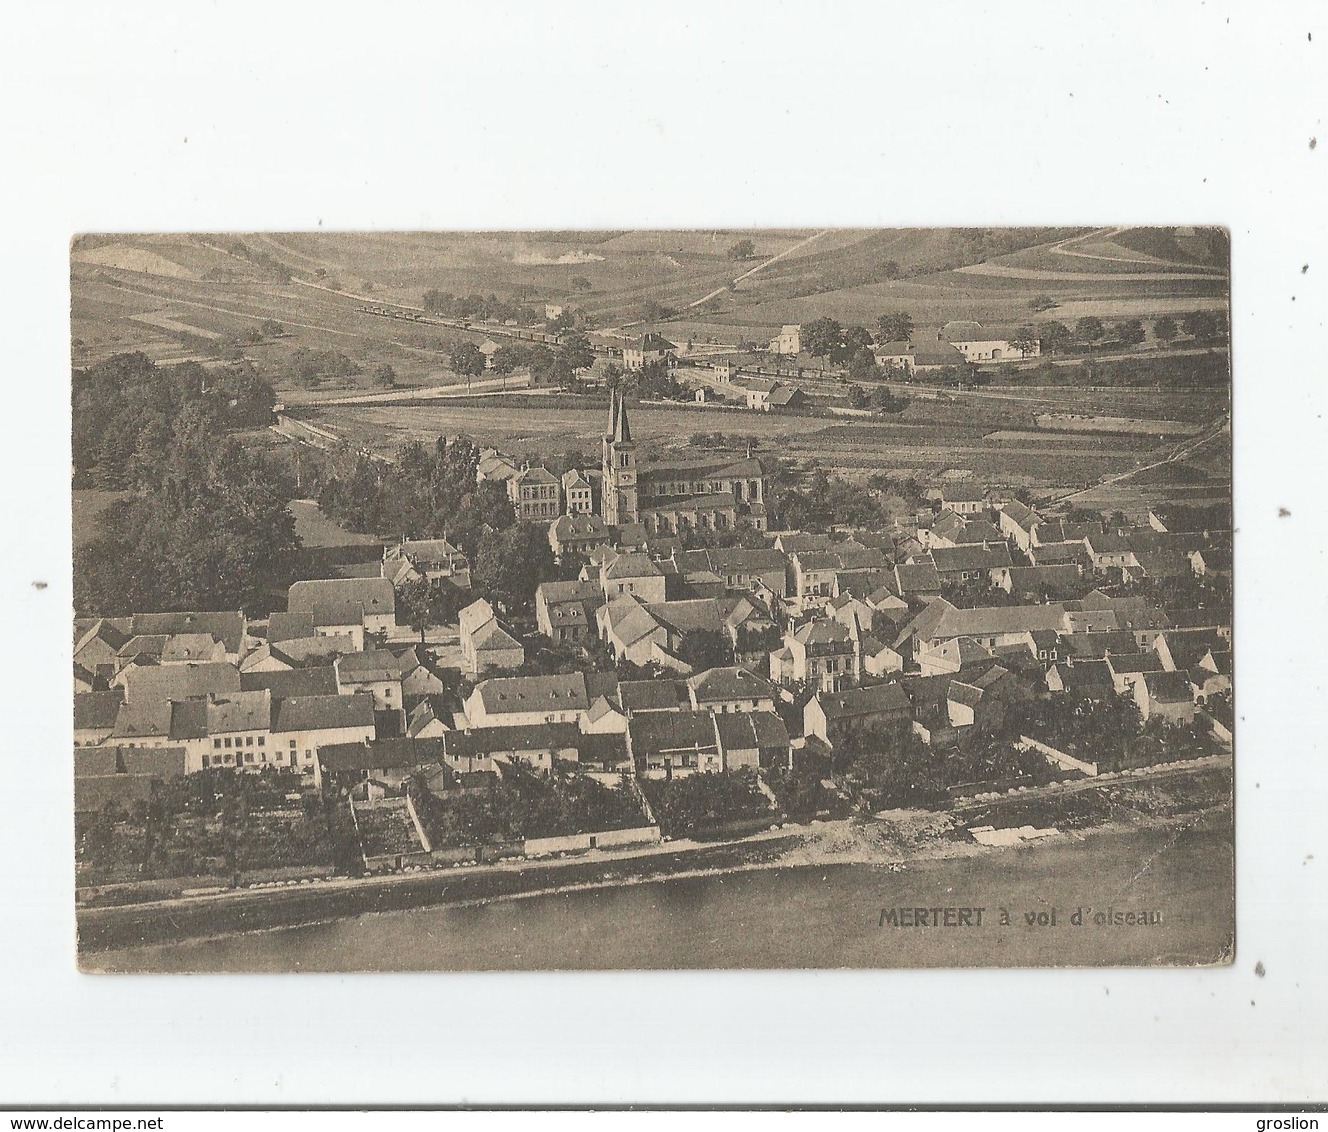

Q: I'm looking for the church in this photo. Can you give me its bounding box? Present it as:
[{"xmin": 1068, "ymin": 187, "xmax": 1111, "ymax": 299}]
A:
[{"xmin": 600, "ymin": 391, "xmax": 769, "ymax": 536}]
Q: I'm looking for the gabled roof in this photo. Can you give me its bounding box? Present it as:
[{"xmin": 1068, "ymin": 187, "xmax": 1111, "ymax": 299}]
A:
[
  {"xmin": 1142, "ymin": 670, "xmax": 1194, "ymax": 703},
  {"xmin": 160, "ymin": 633, "xmax": 225, "ymax": 663},
  {"xmin": 940, "ymin": 482, "xmax": 985, "ymax": 503},
  {"xmin": 129, "ymin": 611, "xmax": 246, "ymax": 655},
  {"xmin": 74, "ymin": 689, "xmax": 124, "ymax": 731},
  {"xmin": 538, "ymin": 579, "xmax": 602, "ymax": 606},
  {"xmin": 815, "ymin": 682, "xmax": 911, "ymax": 721},
  {"xmin": 472, "ymin": 672, "xmax": 590, "ymax": 715},
  {"xmin": 895, "ymin": 559, "xmax": 943, "ymax": 593},
  {"xmin": 319, "ymin": 736, "xmax": 444, "ymax": 774},
  {"xmin": 618, "ymin": 679, "xmax": 687, "ymax": 713},
  {"xmin": 268, "ymin": 612, "xmax": 317, "ymax": 644},
  {"xmin": 122, "ymin": 661, "xmax": 241, "ymax": 705},
  {"xmin": 516, "ymin": 464, "xmax": 558, "ymax": 486},
  {"xmin": 687, "ymin": 665, "xmax": 774, "ymax": 703},
  {"xmin": 930, "ymin": 543, "xmax": 1013, "ymax": 572},
  {"xmin": 240, "ymin": 665, "xmax": 339, "ymax": 698},
  {"xmin": 604, "ymin": 552, "xmax": 663, "ymax": 580},
  {"xmin": 288, "ymin": 577, "xmax": 395, "ymax": 617},
  {"xmin": 627, "ymin": 708, "xmax": 718, "ymax": 757},
  {"xmin": 648, "ymin": 598, "xmax": 725, "ymax": 636},
  {"xmin": 205, "ymin": 690, "xmax": 272, "ymax": 735},
  {"xmin": 714, "ymin": 709, "xmax": 790, "ymax": 752},
  {"xmin": 335, "ymin": 650, "xmax": 406, "ymax": 683},
  {"xmin": 791, "ymin": 618, "xmax": 854, "ymax": 648},
  {"xmin": 272, "ymin": 693, "xmax": 376, "ymax": 733}
]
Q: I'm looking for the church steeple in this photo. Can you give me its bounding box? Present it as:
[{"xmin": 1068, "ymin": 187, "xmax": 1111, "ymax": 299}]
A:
[
  {"xmin": 600, "ymin": 389, "xmax": 638, "ymax": 526},
  {"xmin": 614, "ymin": 392, "xmax": 632, "ymax": 443}
]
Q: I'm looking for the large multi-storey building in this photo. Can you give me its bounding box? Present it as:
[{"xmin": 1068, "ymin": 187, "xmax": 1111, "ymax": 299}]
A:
[{"xmin": 600, "ymin": 392, "xmax": 769, "ymax": 535}]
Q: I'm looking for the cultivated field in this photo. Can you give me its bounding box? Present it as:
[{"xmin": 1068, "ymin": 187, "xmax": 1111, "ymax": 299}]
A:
[{"xmin": 304, "ymin": 393, "xmax": 1214, "ymax": 491}]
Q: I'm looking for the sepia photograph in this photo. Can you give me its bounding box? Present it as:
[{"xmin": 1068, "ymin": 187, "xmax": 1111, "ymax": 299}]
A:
[{"xmin": 69, "ymin": 227, "xmax": 1235, "ymax": 973}]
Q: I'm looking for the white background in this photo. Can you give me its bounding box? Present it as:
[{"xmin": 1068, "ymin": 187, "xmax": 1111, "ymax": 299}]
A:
[{"xmin": 0, "ymin": 0, "xmax": 1324, "ymax": 1107}]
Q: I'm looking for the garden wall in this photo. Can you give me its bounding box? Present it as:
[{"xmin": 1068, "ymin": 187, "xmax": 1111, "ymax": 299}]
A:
[{"xmin": 1018, "ymin": 735, "xmax": 1098, "ymax": 777}]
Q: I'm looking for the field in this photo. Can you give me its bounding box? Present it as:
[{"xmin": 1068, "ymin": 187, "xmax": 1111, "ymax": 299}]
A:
[
  {"xmin": 303, "ymin": 387, "xmax": 1229, "ymax": 491},
  {"xmin": 71, "ymin": 227, "xmax": 1231, "ymax": 376}
]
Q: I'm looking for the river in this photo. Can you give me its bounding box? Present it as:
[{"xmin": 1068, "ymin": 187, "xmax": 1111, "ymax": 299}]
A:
[{"xmin": 91, "ymin": 815, "xmax": 1233, "ymax": 972}]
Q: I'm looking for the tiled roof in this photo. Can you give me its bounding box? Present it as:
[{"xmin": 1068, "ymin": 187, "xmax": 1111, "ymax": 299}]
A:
[
  {"xmin": 474, "ymin": 673, "xmax": 590, "ymax": 714},
  {"xmin": 288, "ymin": 577, "xmax": 395, "ymax": 616},
  {"xmin": 272, "ymin": 693, "xmax": 376, "ymax": 733},
  {"xmin": 687, "ymin": 665, "xmax": 774, "ymax": 702},
  {"xmin": 122, "ymin": 662, "xmax": 241, "ymax": 705}
]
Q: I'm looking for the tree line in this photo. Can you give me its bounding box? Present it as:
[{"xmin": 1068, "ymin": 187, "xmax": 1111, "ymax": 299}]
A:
[{"xmin": 73, "ymin": 353, "xmax": 300, "ymax": 616}]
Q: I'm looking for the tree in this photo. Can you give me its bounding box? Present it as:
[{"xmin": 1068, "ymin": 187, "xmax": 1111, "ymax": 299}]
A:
[
  {"xmin": 1040, "ymin": 321, "xmax": 1073, "ymax": 355},
  {"xmin": 259, "ymin": 318, "xmax": 284, "ymax": 338},
  {"xmin": 422, "ymin": 289, "xmax": 454, "ymax": 314},
  {"xmin": 526, "ymin": 344, "xmax": 557, "ymax": 386},
  {"xmin": 450, "ymin": 341, "xmax": 486, "ymax": 379},
  {"xmin": 473, "ymin": 522, "xmax": 556, "ymax": 610},
  {"xmin": 569, "ymin": 275, "xmax": 592, "ymax": 292},
  {"xmin": 876, "ymin": 311, "xmax": 914, "ymax": 342},
  {"xmin": 373, "ymin": 363, "xmax": 397, "ymax": 388},
  {"xmin": 1153, "ymin": 315, "xmax": 1178, "ymax": 345},
  {"xmin": 882, "ymin": 260, "xmax": 901, "ymax": 280},
  {"xmin": 801, "ymin": 317, "xmax": 844, "ymax": 360},
  {"xmin": 847, "ymin": 347, "xmax": 880, "ymax": 382},
  {"xmin": 397, "ymin": 577, "xmax": 465, "ymax": 643},
  {"xmin": 1010, "ymin": 325, "xmax": 1040, "ymax": 357},
  {"xmin": 841, "ymin": 325, "xmax": 873, "ymax": 357},
  {"xmin": 1116, "ymin": 318, "xmax": 1146, "ymax": 347},
  {"xmin": 1075, "ymin": 316, "xmax": 1105, "ymax": 349},
  {"xmin": 846, "ymin": 384, "xmax": 870, "ymax": 410},
  {"xmin": 1183, "ymin": 310, "xmax": 1224, "ymax": 344},
  {"xmin": 490, "ymin": 343, "xmax": 528, "ymax": 375},
  {"xmin": 557, "ymin": 330, "xmax": 595, "ymax": 373},
  {"xmin": 1029, "ymin": 294, "xmax": 1058, "ymax": 313},
  {"xmin": 727, "ymin": 238, "xmax": 756, "ymax": 260}
]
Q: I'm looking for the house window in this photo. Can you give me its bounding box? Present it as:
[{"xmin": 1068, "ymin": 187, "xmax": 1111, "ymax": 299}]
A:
[
  {"xmin": 246, "ymin": 736, "xmax": 254, "ymax": 747},
  {"xmin": 245, "ymin": 752, "xmax": 255, "ymax": 764},
  {"xmin": 224, "ymin": 737, "xmax": 232, "ymax": 748},
  {"xmin": 213, "ymin": 738, "xmax": 222, "ymax": 749},
  {"xmin": 258, "ymin": 736, "xmax": 265, "ymax": 747},
  {"xmin": 289, "ymin": 739, "xmax": 297, "ymax": 749}
]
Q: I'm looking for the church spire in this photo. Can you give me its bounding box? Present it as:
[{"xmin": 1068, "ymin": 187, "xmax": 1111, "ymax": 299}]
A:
[
  {"xmin": 614, "ymin": 392, "xmax": 632, "ymax": 443},
  {"xmin": 607, "ymin": 389, "xmax": 619, "ymax": 438}
]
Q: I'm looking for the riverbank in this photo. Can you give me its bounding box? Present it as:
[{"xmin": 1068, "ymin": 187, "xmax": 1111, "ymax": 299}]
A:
[
  {"xmin": 85, "ymin": 805, "xmax": 1235, "ymax": 972},
  {"xmin": 80, "ymin": 760, "xmax": 1232, "ymax": 964}
]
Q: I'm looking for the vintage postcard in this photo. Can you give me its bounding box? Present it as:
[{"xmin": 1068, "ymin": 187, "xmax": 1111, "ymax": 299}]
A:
[{"xmin": 70, "ymin": 228, "xmax": 1233, "ymax": 972}]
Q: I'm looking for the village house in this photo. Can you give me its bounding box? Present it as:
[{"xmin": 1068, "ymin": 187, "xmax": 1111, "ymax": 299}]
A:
[
  {"xmin": 621, "ymin": 332, "xmax": 677, "ymax": 371},
  {"xmin": 804, "ymin": 681, "xmax": 912, "ymax": 747},
  {"xmin": 927, "ymin": 542, "xmax": 1014, "ymax": 583},
  {"xmin": 872, "ymin": 339, "xmax": 967, "ymax": 375},
  {"xmin": 508, "ymin": 464, "xmax": 561, "ymax": 522},
  {"xmin": 763, "ymin": 324, "xmax": 798, "ymax": 355},
  {"xmin": 938, "ymin": 482, "xmax": 987, "ymax": 516},
  {"xmin": 535, "ymin": 579, "xmax": 604, "ymax": 646},
  {"xmin": 334, "ymin": 650, "xmax": 406, "ymax": 710},
  {"xmin": 998, "ymin": 499, "xmax": 1043, "ymax": 552},
  {"xmin": 894, "ymin": 598, "xmax": 1068, "ymax": 661},
  {"xmin": 627, "ymin": 708, "xmax": 724, "ymax": 778},
  {"xmin": 476, "ymin": 448, "xmax": 520, "ymax": 485},
  {"xmin": 713, "ymin": 710, "xmax": 792, "ymax": 770},
  {"xmin": 674, "ymin": 547, "xmax": 789, "ymax": 599},
  {"xmin": 458, "ymin": 599, "xmax": 525, "ymax": 677},
  {"xmin": 561, "ymin": 469, "xmax": 595, "ymax": 515},
  {"xmin": 686, "ymin": 666, "xmax": 777, "ymax": 715},
  {"xmin": 288, "ymin": 577, "xmax": 397, "ymax": 637},
  {"xmin": 893, "ymin": 559, "xmax": 944, "ymax": 603},
  {"xmin": 770, "ymin": 618, "xmax": 860, "ymax": 692},
  {"xmin": 1134, "ymin": 671, "xmax": 1197, "ymax": 726},
  {"xmin": 74, "ymin": 689, "xmax": 123, "ymax": 746},
  {"xmin": 599, "ymin": 551, "xmax": 668, "ymax": 603},
  {"xmin": 461, "ymin": 671, "xmax": 618, "ymax": 730},
  {"xmin": 549, "ymin": 513, "xmax": 612, "ymax": 562},
  {"xmin": 274, "ymin": 693, "xmax": 378, "ymax": 780},
  {"xmin": 382, "ymin": 538, "xmax": 471, "ymax": 589}
]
